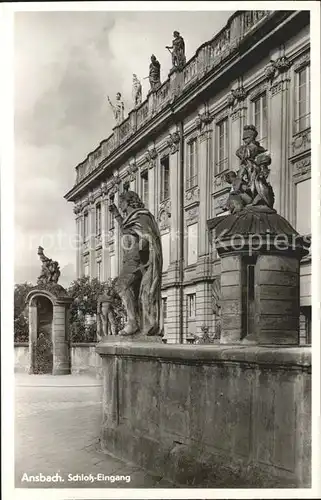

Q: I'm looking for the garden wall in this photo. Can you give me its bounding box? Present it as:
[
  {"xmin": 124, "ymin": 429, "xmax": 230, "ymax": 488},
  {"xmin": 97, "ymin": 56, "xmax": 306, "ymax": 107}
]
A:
[{"xmin": 14, "ymin": 343, "xmax": 102, "ymax": 377}]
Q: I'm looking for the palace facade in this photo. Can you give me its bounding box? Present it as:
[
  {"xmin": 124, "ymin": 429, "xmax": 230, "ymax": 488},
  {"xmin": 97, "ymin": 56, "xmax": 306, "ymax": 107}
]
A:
[{"xmin": 65, "ymin": 10, "xmax": 311, "ymax": 344}]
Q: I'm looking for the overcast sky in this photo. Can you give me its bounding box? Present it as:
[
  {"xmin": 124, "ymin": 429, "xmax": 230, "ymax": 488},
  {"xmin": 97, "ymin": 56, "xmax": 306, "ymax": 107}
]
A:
[{"xmin": 14, "ymin": 9, "xmax": 233, "ymax": 287}]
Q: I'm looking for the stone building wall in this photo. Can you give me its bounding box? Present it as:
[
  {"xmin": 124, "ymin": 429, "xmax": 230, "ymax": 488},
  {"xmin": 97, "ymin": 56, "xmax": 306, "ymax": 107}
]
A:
[{"xmin": 65, "ymin": 11, "xmax": 311, "ymax": 344}]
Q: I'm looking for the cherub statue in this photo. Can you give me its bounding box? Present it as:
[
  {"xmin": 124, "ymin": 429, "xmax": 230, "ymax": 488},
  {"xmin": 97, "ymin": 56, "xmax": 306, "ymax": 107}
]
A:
[{"xmin": 224, "ymin": 171, "xmax": 253, "ymax": 213}]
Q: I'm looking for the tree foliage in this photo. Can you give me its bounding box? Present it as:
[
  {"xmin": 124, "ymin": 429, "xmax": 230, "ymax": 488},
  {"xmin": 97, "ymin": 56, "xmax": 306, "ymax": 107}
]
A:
[
  {"xmin": 14, "ymin": 276, "xmax": 124, "ymax": 344},
  {"xmin": 67, "ymin": 276, "xmax": 118, "ymax": 321},
  {"xmin": 14, "ymin": 282, "xmax": 34, "ymax": 342},
  {"xmin": 14, "ymin": 282, "xmax": 34, "ymax": 319}
]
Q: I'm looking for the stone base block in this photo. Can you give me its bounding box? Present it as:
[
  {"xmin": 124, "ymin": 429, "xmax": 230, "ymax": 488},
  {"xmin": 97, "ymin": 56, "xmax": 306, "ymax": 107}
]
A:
[
  {"xmin": 52, "ymin": 367, "xmax": 71, "ymax": 375},
  {"xmin": 101, "ymin": 425, "xmax": 301, "ymax": 488},
  {"xmin": 97, "ymin": 344, "xmax": 311, "ymax": 488}
]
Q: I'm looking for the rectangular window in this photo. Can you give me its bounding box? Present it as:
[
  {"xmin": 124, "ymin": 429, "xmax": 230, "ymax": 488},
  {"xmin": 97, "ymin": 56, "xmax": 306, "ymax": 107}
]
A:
[
  {"xmin": 296, "ymin": 178, "xmax": 311, "ymax": 235},
  {"xmin": 160, "ymin": 156, "xmax": 170, "ymax": 201},
  {"xmin": 295, "ymin": 65, "xmax": 310, "ymax": 133},
  {"xmin": 97, "ymin": 261, "xmax": 102, "ymax": 282},
  {"xmin": 83, "ymin": 212, "xmax": 89, "ymax": 242},
  {"xmin": 162, "ymin": 297, "xmax": 167, "ymax": 321},
  {"xmin": 253, "ymin": 93, "xmax": 268, "ymax": 149},
  {"xmin": 187, "ymin": 293, "xmax": 196, "ymax": 318},
  {"xmin": 216, "ymin": 118, "xmax": 229, "ymax": 173},
  {"xmin": 187, "ymin": 223, "xmax": 198, "ymax": 265},
  {"xmin": 186, "ymin": 138, "xmax": 198, "ymax": 190},
  {"xmin": 95, "ymin": 203, "xmax": 101, "ymax": 236},
  {"xmin": 108, "ymin": 196, "xmax": 115, "ymax": 230},
  {"xmin": 141, "ymin": 170, "xmax": 149, "ymax": 207}
]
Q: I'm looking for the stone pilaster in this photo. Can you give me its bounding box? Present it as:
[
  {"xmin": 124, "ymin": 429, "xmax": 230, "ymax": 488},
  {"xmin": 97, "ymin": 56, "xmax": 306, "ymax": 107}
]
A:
[
  {"xmin": 256, "ymin": 254, "xmax": 300, "ymax": 344},
  {"xmin": 195, "ymin": 281, "xmax": 215, "ymax": 337},
  {"xmin": 145, "ymin": 147, "xmax": 158, "ymax": 217},
  {"xmin": 167, "ymin": 131, "xmax": 181, "ymax": 269},
  {"xmin": 52, "ymin": 304, "xmax": 71, "ymax": 375},
  {"xmin": 267, "ymin": 56, "xmax": 291, "ymax": 218},
  {"xmin": 28, "ymin": 302, "xmax": 37, "ymax": 373},
  {"xmin": 220, "ymin": 255, "xmax": 243, "ymax": 343},
  {"xmin": 101, "ymin": 196, "xmax": 109, "ymax": 281},
  {"xmin": 197, "ymin": 121, "xmax": 212, "ymax": 258},
  {"xmin": 113, "ymin": 190, "xmax": 120, "ymax": 277},
  {"xmin": 164, "ymin": 287, "xmax": 181, "ymax": 343},
  {"xmin": 87, "ymin": 195, "xmax": 96, "ymax": 279},
  {"xmin": 74, "ymin": 203, "xmax": 83, "ymax": 279},
  {"xmin": 227, "ymin": 83, "xmax": 248, "ymax": 173}
]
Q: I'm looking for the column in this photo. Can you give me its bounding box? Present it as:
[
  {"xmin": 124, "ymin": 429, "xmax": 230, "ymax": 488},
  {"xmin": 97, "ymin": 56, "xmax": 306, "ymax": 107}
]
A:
[
  {"xmin": 114, "ymin": 190, "xmax": 120, "ymax": 276},
  {"xmin": 164, "ymin": 287, "xmax": 181, "ymax": 343},
  {"xmin": 89, "ymin": 203, "xmax": 96, "ymax": 278},
  {"xmin": 268, "ymin": 64, "xmax": 290, "ymax": 218},
  {"xmin": 148, "ymin": 164, "xmax": 156, "ymax": 217},
  {"xmin": 198, "ymin": 125, "xmax": 212, "ymax": 258},
  {"xmin": 28, "ymin": 300, "xmax": 37, "ymax": 373},
  {"xmin": 75, "ymin": 213, "xmax": 82, "ymax": 279},
  {"xmin": 101, "ymin": 196, "xmax": 109, "ymax": 281},
  {"xmin": 169, "ymin": 147, "xmax": 181, "ymax": 266}
]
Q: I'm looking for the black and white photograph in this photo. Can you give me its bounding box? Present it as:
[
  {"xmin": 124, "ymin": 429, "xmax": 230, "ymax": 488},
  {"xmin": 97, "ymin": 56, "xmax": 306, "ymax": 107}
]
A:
[{"xmin": 1, "ymin": 1, "xmax": 320, "ymax": 498}]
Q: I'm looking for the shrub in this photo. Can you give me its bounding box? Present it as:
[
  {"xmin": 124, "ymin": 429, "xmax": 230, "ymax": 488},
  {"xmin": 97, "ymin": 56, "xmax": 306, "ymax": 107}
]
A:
[
  {"xmin": 14, "ymin": 314, "xmax": 29, "ymax": 343},
  {"xmin": 14, "ymin": 282, "xmax": 33, "ymax": 343},
  {"xmin": 33, "ymin": 335, "xmax": 53, "ymax": 374}
]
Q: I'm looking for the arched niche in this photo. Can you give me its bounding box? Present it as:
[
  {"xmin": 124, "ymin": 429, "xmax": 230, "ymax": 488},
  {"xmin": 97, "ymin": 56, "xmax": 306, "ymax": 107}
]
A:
[{"xmin": 27, "ymin": 288, "xmax": 73, "ymax": 375}]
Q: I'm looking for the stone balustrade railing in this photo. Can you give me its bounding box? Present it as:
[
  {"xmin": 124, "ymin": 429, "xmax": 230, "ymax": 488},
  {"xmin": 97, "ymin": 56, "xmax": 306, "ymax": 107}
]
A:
[{"xmin": 75, "ymin": 10, "xmax": 272, "ymax": 185}]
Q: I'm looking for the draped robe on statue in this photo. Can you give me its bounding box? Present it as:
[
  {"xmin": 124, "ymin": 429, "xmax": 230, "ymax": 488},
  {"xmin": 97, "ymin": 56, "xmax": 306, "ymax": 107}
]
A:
[{"xmin": 115, "ymin": 207, "xmax": 163, "ymax": 336}]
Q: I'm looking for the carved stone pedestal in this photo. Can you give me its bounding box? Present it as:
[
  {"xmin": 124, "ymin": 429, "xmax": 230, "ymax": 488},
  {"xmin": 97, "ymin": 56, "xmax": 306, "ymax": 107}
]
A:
[{"xmin": 208, "ymin": 206, "xmax": 310, "ymax": 345}]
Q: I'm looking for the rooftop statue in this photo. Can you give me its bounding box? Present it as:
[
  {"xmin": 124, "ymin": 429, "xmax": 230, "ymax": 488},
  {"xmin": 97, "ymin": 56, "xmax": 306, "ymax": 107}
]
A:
[
  {"xmin": 224, "ymin": 125, "xmax": 275, "ymax": 214},
  {"xmin": 132, "ymin": 74, "xmax": 142, "ymax": 107},
  {"xmin": 107, "ymin": 92, "xmax": 125, "ymax": 125},
  {"xmin": 147, "ymin": 54, "xmax": 161, "ymax": 92},
  {"xmin": 37, "ymin": 246, "xmax": 61, "ymax": 285},
  {"xmin": 166, "ymin": 31, "xmax": 186, "ymax": 70},
  {"xmin": 108, "ymin": 191, "xmax": 163, "ymax": 337}
]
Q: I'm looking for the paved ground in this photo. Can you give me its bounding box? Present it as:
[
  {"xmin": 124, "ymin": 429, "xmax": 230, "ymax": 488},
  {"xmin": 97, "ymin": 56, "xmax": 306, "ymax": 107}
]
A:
[{"xmin": 15, "ymin": 373, "xmax": 175, "ymax": 489}]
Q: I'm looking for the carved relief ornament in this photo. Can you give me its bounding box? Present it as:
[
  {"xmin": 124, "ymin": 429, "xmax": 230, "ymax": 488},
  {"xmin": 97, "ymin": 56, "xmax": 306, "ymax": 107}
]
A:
[
  {"xmin": 195, "ymin": 111, "xmax": 212, "ymax": 131},
  {"xmin": 264, "ymin": 55, "xmax": 292, "ymax": 83},
  {"xmin": 185, "ymin": 205, "xmax": 199, "ymax": 225},
  {"xmin": 293, "ymin": 157, "xmax": 311, "ymax": 178},
  {"xmin": 108, "ymin": 172, "xmax": 121, "ymax": 194},
  {"xmin": 145, "ymin": 148, "xmax": 158, "ymax": 169},
  {"xmin": 166, "ymin": 131, "xmax": 180, "ymax": 154},
  {"xmin": 158, "ymin": 199, "xmax": 171, "ymax": 231},
  {"xmin": 227, "ymin": 86, "xmax": 248, "ymax": 108}
]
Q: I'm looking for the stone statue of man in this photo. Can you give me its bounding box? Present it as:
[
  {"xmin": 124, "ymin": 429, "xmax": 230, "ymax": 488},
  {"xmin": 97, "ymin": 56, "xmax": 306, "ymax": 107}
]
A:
[
  {"xmin": 107, "ymin": 92, "xmax": 125, "ymax": 125},
  {"xmin": 166, "ymin": 31, "xmax": 186, "ymax": 70},
  {"xmin": 132, "ymin": 74, "xmax": 142, "ymax": 107},
  {"xmin": 108, "ymin": 191, "xmax": 163, "ymax": 337},
  {"xmin": 148, "ymin": 54, "xmax": 161, "ymax": 92}
]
